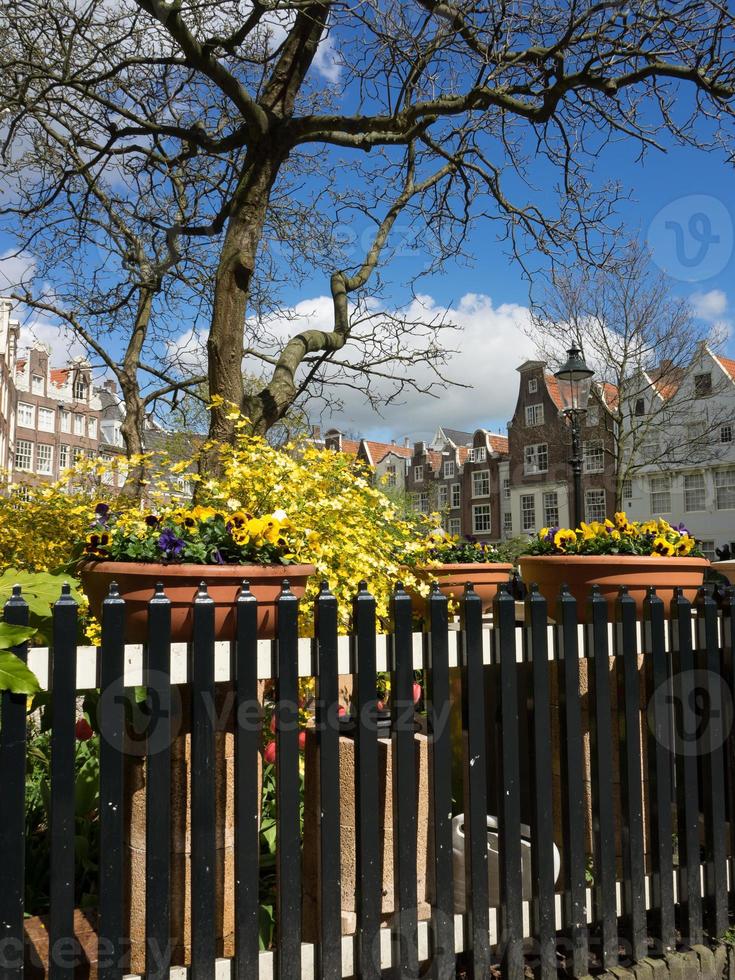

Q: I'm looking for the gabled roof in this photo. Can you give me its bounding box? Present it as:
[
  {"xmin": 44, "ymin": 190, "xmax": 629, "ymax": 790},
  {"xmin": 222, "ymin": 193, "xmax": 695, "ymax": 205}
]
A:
[
  {"xmin": 439, "ymin": 427, "xmax": 474, "ymax": 447},
  {"xmin": 360, "ymin": 439, "xmax": 412, "ymax": 465},
  {"xmin": 50, "ymin": 368, "xmax": 70, "ymax": 385},
  {"xmin": 714, "ymin": 353, "xmax": 735, "ymax": 383},
  {"xmin": 340, "ymin": 439, "xmax": 360, "ymax": 456},
  {"xmin": 488, "ymin": 433, "xmax": 509, "ymax": 454},
  {"xmin": 544, "ymin": 373, "xmax": 566, "ymax": 411}
]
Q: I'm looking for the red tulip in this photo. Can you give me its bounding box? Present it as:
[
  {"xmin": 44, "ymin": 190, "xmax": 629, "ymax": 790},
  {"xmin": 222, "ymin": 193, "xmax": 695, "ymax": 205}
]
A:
[
  {"xmin": 338, "ymin": 705, "xmax": 347, "ymax": 717},
  {"xmin": 263, "ymin": 741, "xmax": 276, "ymax": 765},
  {"xmin": 270, "ymin": 714, "xmax": 277, "ymax": 734},
  {"xmin": 376, "ymin": 700, "xmax": 384, "ymax": 711},
  {"xmin": 298, "ymin": 731, "xmax": 307, "ymax": 751},
  {"xmin": 413, "ymin": 683, "xmax": 422, "ymax": 704},
  {"xmin": 75, "ymin": 718, "xmax": 93, "ymax": 741}
]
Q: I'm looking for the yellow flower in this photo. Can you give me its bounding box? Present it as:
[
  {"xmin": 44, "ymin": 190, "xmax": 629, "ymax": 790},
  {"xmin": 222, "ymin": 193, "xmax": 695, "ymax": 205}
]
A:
[
  {"xmin": 652, "ymin": 536, "xmax": 675, "ymax": 557},
  {"xmin": 676, "ymin": 535, "xmax": 694, "ymax": 556},
  {"xmin": 554, "ymin": 528, "xmax": 577, "ymax": 550},
  {"xmin": 539, "ymin": 527, "xmax": 549, "ymax": 540}
]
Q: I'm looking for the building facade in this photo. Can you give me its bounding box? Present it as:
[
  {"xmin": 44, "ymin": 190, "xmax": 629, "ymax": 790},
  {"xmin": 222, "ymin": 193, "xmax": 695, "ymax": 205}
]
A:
[{"xmin": 0, "ymin": 300, "xmax": 19, "ymax": 477}]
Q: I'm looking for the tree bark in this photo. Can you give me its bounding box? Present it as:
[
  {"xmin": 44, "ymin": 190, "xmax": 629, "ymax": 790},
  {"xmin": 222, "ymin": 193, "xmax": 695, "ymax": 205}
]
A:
[{"xmin": 119, "ymin": 285, "xmax": 156, "ymax": 500}]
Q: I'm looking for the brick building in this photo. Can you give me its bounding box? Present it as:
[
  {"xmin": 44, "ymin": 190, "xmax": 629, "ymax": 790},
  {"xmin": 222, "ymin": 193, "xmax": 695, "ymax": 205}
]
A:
[{"xmin": 0, "ymin": 300, "xmax": 20, "ymax": 477}]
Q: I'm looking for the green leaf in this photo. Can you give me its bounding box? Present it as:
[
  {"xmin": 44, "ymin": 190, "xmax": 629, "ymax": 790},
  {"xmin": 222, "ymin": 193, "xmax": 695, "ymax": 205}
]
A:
[
  {"xmin": 0, "ymin": 650, "xmax": 40, "ymax": 694},
  {"xmin": 0, "ymin": 622, "xmax": 35, "ymax": 649}
]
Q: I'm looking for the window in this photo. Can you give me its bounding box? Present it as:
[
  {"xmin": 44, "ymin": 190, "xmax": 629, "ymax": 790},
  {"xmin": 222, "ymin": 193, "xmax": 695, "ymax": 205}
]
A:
[
  {"xmin": 17, "ymin": 402, "xmax": 35, "ymax": 427},
  {"xmin": 721, "ymin": 425, "xmax": 733, "ymax": 444},
  {"xmin": 100, "ymin": 452, "xmax": 115, "ymax": 486},
  {"xmin": 36, "ymin": 444, "xmax": 53, "ymax": 475},
  {"xmin": 448, "ymin": 518, "xmax": 461, "ymax": 537},
  {"xmin": 634, "ymin": 398, "xmax": 646, "ymax": 417},
  {"xmin": 528, "ymin": 378, "xmax": 538, "ymax": 394},
  {"xmin": 15, "ymin": 484, "xmax": 32, "ymax": 502},
  {"xmin": 622, "ymin": 478, "xmax": 632, "ymax": 503},
  {"xmin": 583, "ymin": 442, "xmax": 604, "ymax": 473},
  {"xmin": 650, "ymin": 475, "xmax": 672, "ymax": 514},
  {"xmin": 88, "ymin": 417, "xmax": 98, "ymax": 439},
  {"xmin": 59, "ymin": 445, "xmax": 69, "ymax": 470},
  {"xmin": 74, "ymin": 414, "xmax": 85, "ymax": 436},
  {"xmin": 451, "ymin": 483, "xmax": 461, "ymax": 508},
  {"xmin": 586, "ymin": 405, "xmax": 600, "ymax": 427},
  {"xmin": 472, "ymin": 469, "xmax": 490, "ymax": 498},
  {"xmin": 521, "ymin": 494, "xmax": 536, "ymax": 532},
  {"xmin": 385, "ymin": 464, "xmax": 396, "ymax": 487},
  {"xmin": 32, "ymin": 374, "xmax": 44, "ymax": 394},
  {"xmin": 684, "ymin": 472, "xmax": 706, "ymax": 512},
  {"xmin": 694, "ymin": 372, "xmax": 712, "ymax": 397},
  {"xmin": 502, "ymin": 478, "xmax": 510, "ymax": 499},
  {"xmin": 542, "ymin": 491, "xmax": 559, "ymax": 527},
  {"xmin": 60, "ymin": 410, "xmax": 71, "ymax": 433},
  {"xmin": 472, "ymin": 504, "xmax": 492, "ymax": 534},
  {"xmin": 503, "ymin": 512, "xmax": 513, "ymax": 537},
  {"xmin": 38, "ymin": 407, "xmax": 55, "ymax": 433},
  {"xmin": 413, "ymin": 491, "xmax": 429, "ymax": 514},
  {"xmin": 72, "ymin": 446, "xmax": 84, "ymax": 464},
  {"xmin": 469, "ymin": 447, "xmax": 486, "ymax": 463},
  {"xmin": 74, "ymin": 378, "xmax": 87, "ymax": 400},
  {"xmin": 700, "ymin": 540, "xmax": 716, "ymax": 562},
  {"xmin": 525, "ymin": 403, "xmax": 544, "ymax": 427},
  {"xmin": 523, "ymin": 443, "xmax": 548, "ymax": 475},
  {"xmin": 443, "ymin": 460, "xmax": 455, "ymax": 478},
  {"xmin": 714, "ymin": 469, "xmax": 735, "ymax": 510},
  {"xmin": 413, "ymin": 465, "xmax": 423, "ymax": 482},
  {"xmin": 585, "ymin": 489, "xmax": 607, "ymax": 523},
  {"xmin": 14, "ymin": 440, "xmax": 33, "ymax": 471},
  {"xmin": 438, "ymin": 484, "xmax": 449, "ymax": 508}
]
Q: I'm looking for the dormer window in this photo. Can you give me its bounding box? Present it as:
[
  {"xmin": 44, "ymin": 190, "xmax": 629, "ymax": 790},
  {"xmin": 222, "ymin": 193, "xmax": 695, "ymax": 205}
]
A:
[
  {"xmin": 525, "ymin": 404, "xmax": 544, "ymax": 427},
  {"xmin": 413, "ymin": 465, "xmax": 423, "ymax": 482},
  {"xmin": 74, "ymin": 378, "xmax": 87, "ymax": 400},
  {"xmin": 32, "ymin": 374, "xmax": 44, "ymax": 395},
  {"xmin": 443, "ymin": 461, "xmax": 455, "ymax": 478},
  {"xmin": 528, "ymin": 378, "xmax": 538, "ymax": 393}
]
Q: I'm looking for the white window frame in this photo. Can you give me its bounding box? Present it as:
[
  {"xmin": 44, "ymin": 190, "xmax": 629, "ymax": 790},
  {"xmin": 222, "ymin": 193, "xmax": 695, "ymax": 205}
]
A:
[
  {"xmin": 59, "ymin": 444, "xmax": 70, "ymax": 470},
  {"xmin": 523, "ymin": 443, "xmax": 548, "ymax": 475},
  {"xmin": 585, "ymin": 488, "xmax": 607, "ymax": 523},
  {"xmin": 528, "ymin": 378, "xmax": 538, "ymax": 394},
  {"xmin": 17, "ymin": 402, "xmax": 35, "ymax": 428},
  {"xmin": 60, "ymin": 410, "xmax": 71, "ymax": 433},
  {"xmin": 700, "ymin": 540, "xmax": 716, "ymax": 561},
  {"xmin": 542, "ymin": 491, "xmax": 559, "ymax": 528},
  {"xmin": 502, "ymin": 478, "xmax": 510, "ymax": 499},
  {"xmin": 73, "ymin": 378, "xmax": 87, "ymax": 400},
  {"xmin": 450, "ymin": 482, "xmax": 461, "ymax": 508},
  {"xmin": 74, "ymin": 414, "xmax": 85, "ymax": 436},
  {"xmin": 521, "ymin": 493, "xmax": 536, "ymax": 532},
  {"xmin": 684, "ymin": 472, "xmax": 706, "ymax": 512},
  {"xmin": 503, "ymin": 511, "xmax": 513, "ymax": 537},
  {"xmin": 721, "ymin": 424, "xmax": 733, "ymax": 444},
  {"xmin": 385, "ymin": 464, "xmax": 396, "ymax": 487},
  {"xmin": 443, "ymin": 460, "xmax": 455, "ymax": 478},
  {"xmin": 525, "ymin": 403, "xmax": 544, "ymax": 427},
  {"xmin": 413, "ymin": 491, "xmax": 429, "ymax": 514},
  {"xmin": 714, "ymin": 469, "xmax": 735, "ymax": 510},
  {"xmin": 471, "ymin": 469, "xmax": 490, "ymax": 498},
  {"xmin": 88, "ymin": 417, "xmax": 98, "ymax": 439},
  {"xmin": 31, "ymin": 374, "xmax": 44, "ymax": 395},
  {"xmin": 621, "ymin": 478, "xmax": 633, "ymax": 502},
  {"xmin": 472, "ymin": 503, "xmax": 492, "ymax": 534},
  {"xmin": 14, "ymin": 439, "xmax": 33, "ymax": 471},
  {"xmin": 438, "ymin": 484, "xmax": 449, "ymax": 509},
  {"xmin": 38, "ymin": 407, "xmax": 55, "ymax": 433},
  {"xmin": 469, "ymin": 447, "xmax": 487, "ymax": 463},
  {"xmin": 36, "ymin": 444, "xmax": 53, "ymax": 475},
  {"xmin": 413, "ymin": 465, "xmax": 423, "ymax": 482},
  {"xmin": 650, "ymin": 475, "xmax": 672, "ymax": 514},
  {"xmin": 583, "ymin": 442, "xmax": 604, "ymax": 473},
  {"xmin": 448, "ymin": 517, "xmax": 461, "ymax": 537}
]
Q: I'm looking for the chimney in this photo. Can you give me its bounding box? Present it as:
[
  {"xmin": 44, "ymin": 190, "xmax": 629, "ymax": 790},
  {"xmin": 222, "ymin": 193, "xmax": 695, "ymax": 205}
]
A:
[
  {"xmin": 312, "ymin": 424, "xmax": 322, "ymax": 441},
  {"xmin": 414, "ymin": 440, "xmax": 426, "ymax": 455},
  {"xmin": 404, "ymin": 436, "xmax": 410, "ymax": 448},
  {"xmin": 391, "ymin": 439, "xmax": 396, "ymax": 445},
  {"xmin": 103, "ymin": 378, "xmax": 118, "ymax": 394},
  {"xmin": 658, "ymin": 358, "xmax": 674, "ymax": 375}
]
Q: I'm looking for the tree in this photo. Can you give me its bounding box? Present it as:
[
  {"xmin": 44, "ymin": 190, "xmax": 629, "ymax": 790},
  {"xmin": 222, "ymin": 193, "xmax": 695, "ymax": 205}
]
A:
[
  {"xmin": 528, "ymin": 241, "xmax": 732, "ymax": 508},
  {"xmin": 2, "ymin": 0, "xmax": 734, "ymax": 455}
]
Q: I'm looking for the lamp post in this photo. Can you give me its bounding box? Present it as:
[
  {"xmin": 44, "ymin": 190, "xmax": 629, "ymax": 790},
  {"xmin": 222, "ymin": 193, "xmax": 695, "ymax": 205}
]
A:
[{"xmin": 555, "ymin": 346, "xmax": 594, "ymax": 528}]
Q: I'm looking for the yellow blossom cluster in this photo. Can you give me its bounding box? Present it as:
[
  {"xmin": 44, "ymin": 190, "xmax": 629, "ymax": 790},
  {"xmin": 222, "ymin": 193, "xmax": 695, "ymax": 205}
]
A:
[{"xmin": 531, "ymin": 512, "xmax": 700, "ymax": 558}]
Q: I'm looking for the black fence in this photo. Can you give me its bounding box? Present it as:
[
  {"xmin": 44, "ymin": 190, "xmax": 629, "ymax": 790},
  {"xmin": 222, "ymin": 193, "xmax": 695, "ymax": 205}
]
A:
[{"xmin": 1, "ymin": 580, "xmax": 734, "ymax": 980}]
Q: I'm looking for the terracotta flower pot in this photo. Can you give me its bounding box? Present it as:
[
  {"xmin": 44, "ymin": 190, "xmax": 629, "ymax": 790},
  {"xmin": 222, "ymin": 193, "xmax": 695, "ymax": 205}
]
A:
[
  {"xmin": 80, "ymin": 561, "xmax": 316, "ymax": 641},
  {"xmin": 714, "ymin": 560, "xmax": 735, "ymax": 586},
  {"xmin": 518, "ymin": 554, "xmax": 709, "ymax": 620},
  {"xmin": 412, "ymin": 562, "xmax": 514, "ymax": 613}
]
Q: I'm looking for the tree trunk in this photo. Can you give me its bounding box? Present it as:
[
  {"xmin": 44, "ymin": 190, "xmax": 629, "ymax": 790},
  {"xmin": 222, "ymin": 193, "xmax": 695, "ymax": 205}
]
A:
[{"xmin": 118, "ymin": 285, "xmax": 155, "ymax": 500}]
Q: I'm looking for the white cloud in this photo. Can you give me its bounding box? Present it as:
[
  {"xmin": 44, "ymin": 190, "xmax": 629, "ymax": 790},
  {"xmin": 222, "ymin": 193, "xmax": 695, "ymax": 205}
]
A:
[{"xmin": 691, "ymin": 289, "xmax": 727, "ymax": 321}]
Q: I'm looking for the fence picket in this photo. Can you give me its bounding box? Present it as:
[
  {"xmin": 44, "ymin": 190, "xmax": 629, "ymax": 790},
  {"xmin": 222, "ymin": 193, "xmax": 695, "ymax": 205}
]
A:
[
  {"xmin": 670, "ymin": 587, "xmax": 703, "ymax": 946},
  {"xmin": 353, "ymin": 583, "xmax": 381, "ymax": 980},
  {"xmin": 695, "ymin": 588, "xmax": 728, "ymax": 938},
  {"xmin": 0, "ymin": 587, "xmax": 29, "ymax": 980},
  {"xmin": 49, "ymin": 586, "xmax": 79, "ymax": 980},
  {"xmin": 586, "ymin": 586, "xmax": 618, "ymax": 970},
  {"xmin": 494, "ymin": 583, "xmax": 524, "ymax": 980},
  {"xmin": 144, "ymin": 585, "xmax": 172, "ymax": 980},
  {"xmin": 391, "ymin": 584, "xmax": 419, "ymax": 977},
  {"xmin": 234, "ymin": 583, "xmax": 260, "ymax": 980},
  {"xmin": 723, "ymin": 587, "xmax": 735, "ymax": 900},
  {"xmin": 524, "ymin": 586, "xmax": 556, "ymax": 980},
  {"xmin": 190, "ymin": 584, "xmax": 217, "ymax": 980},
  {"xmin": 315, "ymin": 583, "xmax": 342, "ymax": 980},
  {"xmin": 98, "ymin": 584, "xmax": 126, "ymax": 980},
  {"xmin": 614, "ymin": 587, "xmax": 647, "ymax": 964},
  {"xmin": 275, "ymin": 581, "xmax": 301, "ymax": 980},
  {"xmin": 555, "ymin": 587, "xmax": 589, "ymax": 977},
  {"xmin": 426, "ymin": 585, "xmax": 455, "ymax": 980}
]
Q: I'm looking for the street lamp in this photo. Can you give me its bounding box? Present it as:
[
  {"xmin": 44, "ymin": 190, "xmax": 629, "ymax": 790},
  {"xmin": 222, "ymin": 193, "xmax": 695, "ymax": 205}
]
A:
[{"xmin": 555, "ymin": 346, "xmax": 594, "ymax": 528}]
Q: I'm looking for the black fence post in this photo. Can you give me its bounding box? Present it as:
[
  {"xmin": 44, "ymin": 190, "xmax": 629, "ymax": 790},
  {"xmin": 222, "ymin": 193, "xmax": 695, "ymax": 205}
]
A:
[
  {"xmin": 642, "ymin": 588, "xmax": 675, "ymax": 956},
  {"xmin": 391, "ymin": 584, "xmax": 419, "ymax": 978},
  {"xmin": 352, "ymin": 583, "xmax": 381, "ymax": 980},
  {"xmin": 586, "ymin": 586, "xmax": 618, "ymax": 970},
  {"xmin": 190, "ymin": 583, "xmax": 216, "ymax": 980},
  {"xmin": 524, "ymin": 585, "xmax": 556, "ymax": 980},
  {"xmin": 670, "ymin": 587, "xmax": 703, "ymax": 946},
  {"xmin": 555, "ymin": 586, "xmax": 589, "ymax": 978},
  {"xmin": 723, "ymin": 586, "xmax": 735, "ymax": 900},
  {"xmin": 694, "ymin": 587, "xmax": 728, "ymax": 938},
  {"xmin": 234, "ymin": 582, "xmax": 260, "ymax": 980},
  {"xmin": 426, "ymin": 584, "xmax": 455, "ymax": 980},
  {"xmin": 0, "ymin": 586, "xmax": 29, "ymax": 980},
  {"xmin": 145, "ymin": 585, "xmax": 172, "ymax": 980},
  {"xmin": 494, "ymin": 583, "xmax": 524, "ymax": 980},
  {"xmin": 49, "ymin": 585, "xmax": 79, "ymax": 980},
  {"xmin": 315, "ymin": 582, "xmax": 342, "ymax": 980},
  {"xmin": 614, "ymin": 586, "xmax": 646, "ymax": 965},
  {"xmin": 98, "ymin": 584, "xmax": 126, "ymax": 980},
  {"xmin": 275, "ymin": 580, "xmax": 301, "ymax": 980}
]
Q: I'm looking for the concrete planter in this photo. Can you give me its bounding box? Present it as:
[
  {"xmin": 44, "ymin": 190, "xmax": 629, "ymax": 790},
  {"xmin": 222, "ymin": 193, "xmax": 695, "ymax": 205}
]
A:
[
  {"xmin": 518, "ymin": 554, "xmax": 708, "ymax": 620},
  {"xmin": 714, "ymin": 559, "xmax": 735, "ymax": 586},
  {"xmin": 80, "ymin": 560, "xmax": 315, "ymax": 641}
]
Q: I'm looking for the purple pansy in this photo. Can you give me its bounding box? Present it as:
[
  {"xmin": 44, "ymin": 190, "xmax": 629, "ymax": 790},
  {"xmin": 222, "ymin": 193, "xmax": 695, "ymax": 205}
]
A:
[{"xmin": 158, "ymin": 528, "xmax": 185, "ymax": 559}]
